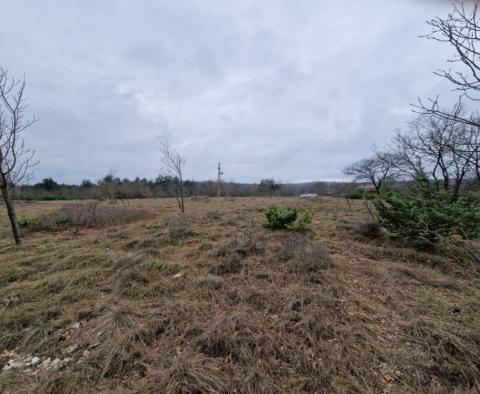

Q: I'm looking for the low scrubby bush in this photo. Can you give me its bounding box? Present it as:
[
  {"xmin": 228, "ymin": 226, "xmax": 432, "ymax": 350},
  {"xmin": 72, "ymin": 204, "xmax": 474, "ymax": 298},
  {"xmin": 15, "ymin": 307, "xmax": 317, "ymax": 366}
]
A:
[
  {"xmin": 264, "ymin": 206, "xmax": 298, "ymax": 229},
  {"xmin": 278, "ymin": 234, "xmax": 308, "ymax": 261},
  {"xmin": 18, "ymin": 202, "xmax": 151, "ymax": 231},
  {"xmin": 242, "ymin": 221, "xmax": 266, "ymax": 254},
  {"xmin": 168, "ymin": 215, "xmax": 194, "ymax": 240},
  {"xmin": 357, "ymin": 221, "xmax": 383, "ymax": 239},
  {"xmin": 278, "ymin": 234, "xmax": 332, "ymax": 272},
  {"xmin": 264, "ymin": 207, "xmax": 313, "ymax": 232},
  {"xmin": 17, "ymin": 216, "xmax": 39, "ymax": 228}
]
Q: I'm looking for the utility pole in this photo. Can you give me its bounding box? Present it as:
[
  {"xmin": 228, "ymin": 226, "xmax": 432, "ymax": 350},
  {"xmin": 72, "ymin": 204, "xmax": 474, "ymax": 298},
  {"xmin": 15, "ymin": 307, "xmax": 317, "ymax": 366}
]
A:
[{"xmin": 217, "ymin": 162, "xmax": 224, "ymax": 197}]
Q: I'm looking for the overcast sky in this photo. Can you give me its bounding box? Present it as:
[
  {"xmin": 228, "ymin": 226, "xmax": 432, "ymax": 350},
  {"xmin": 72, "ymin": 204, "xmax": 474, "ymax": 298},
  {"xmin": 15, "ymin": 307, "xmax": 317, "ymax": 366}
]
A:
[{"xmin": 0, "ymin": 0, "xmax": 460, "ymax": 184}]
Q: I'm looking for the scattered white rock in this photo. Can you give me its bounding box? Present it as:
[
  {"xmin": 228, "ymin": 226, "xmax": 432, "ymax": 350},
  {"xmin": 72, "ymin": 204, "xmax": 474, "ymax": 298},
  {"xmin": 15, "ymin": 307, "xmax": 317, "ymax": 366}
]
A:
[
  {"xmin": 51, "ymin": 358, "xmax": 61, "ymax": 367},
  {"xmin": 1, "ymin": 350, "xmax": 77, "ymax": 375},
  {"xmin": 173, "ymin": 273, "xmax": 183, "ymax": 279},
  {"xmin": 41, "ymin": 358, "xmax": 52, "ymax": 368}
]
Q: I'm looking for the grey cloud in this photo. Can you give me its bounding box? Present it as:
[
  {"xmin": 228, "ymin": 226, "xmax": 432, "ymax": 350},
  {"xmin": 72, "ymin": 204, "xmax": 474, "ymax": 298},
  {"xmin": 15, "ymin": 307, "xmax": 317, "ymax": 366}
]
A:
[{"xmin": 0, "ymin": 0, "xmax": 458, "ymax": 183}]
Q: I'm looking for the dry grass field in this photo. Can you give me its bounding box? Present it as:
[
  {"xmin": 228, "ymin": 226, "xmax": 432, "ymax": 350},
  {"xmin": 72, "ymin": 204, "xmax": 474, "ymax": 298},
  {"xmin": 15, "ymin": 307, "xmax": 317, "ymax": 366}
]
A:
[{"xmin": 0, "ymin": 197, "xmax": 479, "ymax": 393}]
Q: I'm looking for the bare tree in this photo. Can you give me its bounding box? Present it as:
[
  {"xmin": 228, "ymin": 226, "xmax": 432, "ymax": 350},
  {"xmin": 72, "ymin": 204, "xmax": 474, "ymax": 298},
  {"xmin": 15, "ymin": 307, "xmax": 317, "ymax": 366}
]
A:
[
  {"xmin": 392, "ymin": 111, "xmax": 479, "ymax": 199},
  {"xmin": 427, "ymin": 1, "xmax": 480, "ymax": 100},
  {"xmin": 160, "ymin": 141, "xmax": 185, "ymax": 213},
  {"xmin": 415, "ymin": 1, "xmax": 480, "ymax": 129},
  {"xmin": 343, "ymin": 152, "xmax": 395, "ymax": 194},
  {"xmin": 466, "ymin": 125, "xmax": 480, "ymax": 181},
  {"xmin": 0, "ymin": 68, "xmax": 36, "ymax": 245}
]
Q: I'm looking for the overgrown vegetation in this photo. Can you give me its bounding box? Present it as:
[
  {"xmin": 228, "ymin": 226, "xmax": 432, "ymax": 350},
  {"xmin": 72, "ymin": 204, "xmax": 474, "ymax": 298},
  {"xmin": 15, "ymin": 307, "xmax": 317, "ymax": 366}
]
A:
[{"xmin": 17, "ymin": 202, "xmax": 152, "ymax": 231}]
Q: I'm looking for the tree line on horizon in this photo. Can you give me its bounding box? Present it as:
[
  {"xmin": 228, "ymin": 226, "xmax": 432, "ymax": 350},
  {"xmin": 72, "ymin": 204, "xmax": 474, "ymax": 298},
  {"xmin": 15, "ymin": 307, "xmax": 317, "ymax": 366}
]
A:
[{"xmin": 15, "ymin": 175, "xmax": 354, "ymax": 201}]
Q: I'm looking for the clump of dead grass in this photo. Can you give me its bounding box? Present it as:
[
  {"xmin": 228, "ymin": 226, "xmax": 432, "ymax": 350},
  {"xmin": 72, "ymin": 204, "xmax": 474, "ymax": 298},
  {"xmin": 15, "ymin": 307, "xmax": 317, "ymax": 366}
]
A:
[
  {"xmin": 212, "ymin": 221, "xmax": 265, "ymax": 263},
  {"xmin": 35, "ymin": 364, "xmax": 100, "ymax": 394},
  {"xmin": 195, "ymin": 311, "xmax": 254, "ymax": 362},
  {"xmin": 91, "ymin": 301, "xmax": 153, "ymax": 378},
  {"xmin": 146, "ymin": 352, "xmax": 225, "ymax": 394},
  {"xmin": 205, "ymin": 210, "xmax": 221, "ymax": 222},
  {"xmin": 401, "ymin": 318, "xmax": 480, "ymax": 388},
  {"xmin": 278, "ymin": 234, "xmax": 333, "ymax": 272},
  {"xmin": 195, "ymin": 275, "xmax": 225, "ymax": 291},
  {"xmin": 209, "ymin": 253, "xmax": 243, "ymax": 275},
  {"xmin": 167, "ymin": 214, "xmax": 194, "ymax": 240},
  {"xmin": 233, "ymin": 360, "xmax": 281, "ymax": 393}
]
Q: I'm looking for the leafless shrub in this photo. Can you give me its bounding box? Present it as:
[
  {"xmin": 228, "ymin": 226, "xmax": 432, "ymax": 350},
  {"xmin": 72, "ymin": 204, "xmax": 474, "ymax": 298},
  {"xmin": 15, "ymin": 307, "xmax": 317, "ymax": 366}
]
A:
[
  {"xmin": 214, "ymin": 223, "xmax": 265, "ymax": 260},
  {"xmin": 278, "ymin": 234, "xmax": 308, "ymax": 262},
  {"xmin": 209, "ymin": 253, "xmax": 243, "ymax": 275},
  {"xmin": 278, "ymin": 234, "xmax": 333, "ymax": 272},
  {"xmin": 160, "ymin": 141, "xmax": 186, "ymax": 213},
  {"xmin": 24, "ymin": 202, "xmax": 151, "ymax": 231},
  {"xmin": 242, "ymin": 220, "xmax": 266, "ymax": 255},
  {"xmin": 167, "ymin": 214, "xmax": 194, "ymax": 240}
]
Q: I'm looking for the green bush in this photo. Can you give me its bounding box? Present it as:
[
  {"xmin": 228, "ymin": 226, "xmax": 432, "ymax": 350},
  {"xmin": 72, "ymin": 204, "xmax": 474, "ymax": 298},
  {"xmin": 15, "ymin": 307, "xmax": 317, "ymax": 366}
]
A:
[
  {"xmin": 345, "ymin": 190, "xmax": 365, "ymax": 200},
  {"xmin": 264, "ymin": 207, "xmax": 313, "ymax": 232},
  {"xmin": 374, "ymin": 183, "xmax": 480, "ymax": 246},
  {"xmin": 345, "ymin": 189, "xmax": 377, "ymax": 200},
  {"xmin": 264, "ymin": 207, "xmax": 298, "ymax": 229},
  {"xmin": 286, "ymin": 211, "xmax": 313, "ymax": 232}
]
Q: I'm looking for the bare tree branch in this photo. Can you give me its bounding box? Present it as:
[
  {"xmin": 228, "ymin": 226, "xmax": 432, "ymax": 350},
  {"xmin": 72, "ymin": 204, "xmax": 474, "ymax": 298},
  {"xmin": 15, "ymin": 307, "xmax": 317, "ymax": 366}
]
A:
[
  {"xmin": 159, "ymin": 140, "xmax": 185, "ymax": 213},
  {"xmin": 0, "ymin": 67, "xmax": 37, "ymax": 245},
  {"xmin": 343, "ymin": 151, "xmax": 396, "ymax": 194}
]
